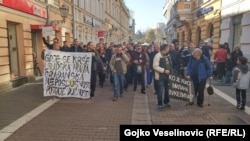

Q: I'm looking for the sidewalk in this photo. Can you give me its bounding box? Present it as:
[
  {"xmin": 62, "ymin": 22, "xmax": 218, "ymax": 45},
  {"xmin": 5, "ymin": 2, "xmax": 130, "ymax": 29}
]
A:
[
  {"xmin": 0, "ymin": 79, "xmax": 50, "ymax": 129},
  {"xmin": 0, "ymin": 78, "xmax": 249, "ymax": 141}
]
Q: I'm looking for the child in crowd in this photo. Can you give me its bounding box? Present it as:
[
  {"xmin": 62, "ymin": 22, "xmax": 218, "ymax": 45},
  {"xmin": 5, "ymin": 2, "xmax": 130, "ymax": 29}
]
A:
[{"xmin": 232, "ymin": 56, "xmax": 250, "ymax": 110}]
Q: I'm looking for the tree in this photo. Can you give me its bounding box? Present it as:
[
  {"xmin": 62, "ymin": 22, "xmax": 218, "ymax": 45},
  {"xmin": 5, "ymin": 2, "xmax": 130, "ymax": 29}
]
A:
[{"xmin": 144, "ymin": 29, "xmax": 156, "ymax": 43}]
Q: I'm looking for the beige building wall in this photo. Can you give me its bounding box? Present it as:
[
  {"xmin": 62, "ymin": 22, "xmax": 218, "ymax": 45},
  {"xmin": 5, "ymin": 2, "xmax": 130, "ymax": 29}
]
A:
[
  {"xmin": 174, "ymin": 0, "xmax": 221, "ymax": 51},
  {"xmin": 104, "ymin": 0, "xmax": 130, "ymax": 44},
  {"xmin": 0, "ymin": 2, "xmax": 47, "ymax": 92},
  {"xmin": 0, "ymin": 0, "xmax": 73, "ymax": 93},
  {"xmin": 73, "ymin": 0, "xmax": 105, "ymax": 44}
]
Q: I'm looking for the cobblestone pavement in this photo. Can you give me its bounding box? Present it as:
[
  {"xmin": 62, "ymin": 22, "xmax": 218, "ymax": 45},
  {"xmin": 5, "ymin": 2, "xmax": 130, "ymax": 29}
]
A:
[
  {"xmin": 4, "ymin": 83, "xmax": 133, "ymax": 141},
  {"xmin": 1, "ymin": 78, "xmax": 250, "ymax": 141}
]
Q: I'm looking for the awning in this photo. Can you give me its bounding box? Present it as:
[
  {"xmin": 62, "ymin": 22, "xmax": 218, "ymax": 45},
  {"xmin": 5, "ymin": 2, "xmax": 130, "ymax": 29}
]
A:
[{"xmin": 30, "ymin": 24, "xmax": 62, "ymax": 31}]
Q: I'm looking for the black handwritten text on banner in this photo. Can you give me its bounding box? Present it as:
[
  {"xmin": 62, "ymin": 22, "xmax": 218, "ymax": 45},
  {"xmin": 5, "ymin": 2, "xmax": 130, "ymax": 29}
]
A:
[{"xmin": 43, "ymin": 50, "xmax": 92, "ymax": 99}]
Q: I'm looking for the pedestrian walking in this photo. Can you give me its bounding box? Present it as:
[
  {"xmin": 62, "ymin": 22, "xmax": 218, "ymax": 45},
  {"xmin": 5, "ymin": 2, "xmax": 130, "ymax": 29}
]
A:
[
  {"xmin": 131, "ymin": 44, "xmax": 148, "ymax": 94},
  {"xmin": 231, "ymin": 45, "xmax": 243, "ymax": 68},
  {"xmin": 232, "ymin": 56, "xmax": 250, "ymax": 110},
  {"xmin": 214, "ymin": 44, "xmax": 227, "ymax": 81},
  {"xmin": 109, "ymin": 45, "xmax": 129, "ymax": 101},
  {"xmin": 186, "ymin": 48, "xmax": 213, "ymax": 107},
  {"xmin": 86, "ymin": 41, "xmax": 100, "ymax": 99},
  {"xmin": 123, "ymin": 47, "xmax": 131, "ymax": 92},
  {"xmin": 153, "ymin": 44, "xmax": 172, "ymax": 110},
  {"xmin": 97, "ymin": 47, "xmax": 107, "ymax": 88},
  {"xmin": 146, "ymin": 46, "xmax": 154, "ymax": 87}
]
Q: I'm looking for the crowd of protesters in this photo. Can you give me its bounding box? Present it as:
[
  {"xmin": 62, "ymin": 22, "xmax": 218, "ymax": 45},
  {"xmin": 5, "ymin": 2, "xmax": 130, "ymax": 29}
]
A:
[{"xmin": 41, "ymin": 37, "xmax": 248, "ymax": 110}]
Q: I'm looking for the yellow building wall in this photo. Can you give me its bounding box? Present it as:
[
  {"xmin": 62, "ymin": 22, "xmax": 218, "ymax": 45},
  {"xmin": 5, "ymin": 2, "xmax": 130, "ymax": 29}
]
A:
[{"xmin": 0, "ymin": 9, "xmax": 46, "ymax": 83}]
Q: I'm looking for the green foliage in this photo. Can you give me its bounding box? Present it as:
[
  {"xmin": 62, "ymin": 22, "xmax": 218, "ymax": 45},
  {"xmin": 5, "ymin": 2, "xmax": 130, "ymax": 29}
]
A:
[{"xmin": 144, "ymin": 29, "xmax": 156, "ymax": 43}]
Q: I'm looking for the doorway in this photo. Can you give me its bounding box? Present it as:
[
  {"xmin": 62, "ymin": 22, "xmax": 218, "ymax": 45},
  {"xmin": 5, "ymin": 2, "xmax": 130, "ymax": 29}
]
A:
[{"xmin": 7, "ymin": 22, "xmax": 19, "ymax": 79}]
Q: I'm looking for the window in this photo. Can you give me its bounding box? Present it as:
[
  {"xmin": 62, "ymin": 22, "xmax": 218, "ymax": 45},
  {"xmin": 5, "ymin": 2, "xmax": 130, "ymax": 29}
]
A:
[
  {"xmin": 209, "ymin": 24, "xmax": 213, "ymax": 38},
  {"xmin": 184, "ymin": 3, "xmax": 190, "ymax": 9},
  {"xmin": 78, "ymin": 10, "xmax": 81, "ymax": 22},
  {"xmin": 188, "ymin": 29, "xmax": 192, "ymax": 42},
  {"xmin": 77, "ymin": 0, "xmax": 80, "ymax": 6},
  {"xmin": 196, "ymin": 27, "xmax": 201, "ymax": 45},
  {"xmin": 81, "ymin": 0, "xmax": 85, "ymax": 9},
  {"xmin": 198, "ymin": 0, "xmax": 203, "ymax": 6},
  {"xmin": 232, "ymin": 15, "xmax": 242, "ymax": 48}
]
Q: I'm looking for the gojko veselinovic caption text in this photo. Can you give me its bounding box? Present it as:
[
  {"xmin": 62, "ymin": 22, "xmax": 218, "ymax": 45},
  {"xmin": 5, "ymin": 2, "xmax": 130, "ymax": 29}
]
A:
[{"xmin": 120, "ymin": 125, "xmax": 250, "ymax": 140}]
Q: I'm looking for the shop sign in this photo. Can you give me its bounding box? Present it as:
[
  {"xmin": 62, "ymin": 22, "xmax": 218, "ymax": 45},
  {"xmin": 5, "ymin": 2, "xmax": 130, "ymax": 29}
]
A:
[
  {"xmin": 0, "ymin": 0, "xmax": 47, "ymax": 18},
  {"xmin": 30, "ymin": 24, "xmax": 62, "ymax": 31},
  {"xmin": 197, "ymin": 6, "xmax": 213, "ymax": 17},
  {"xmin": 98, "ymin": 31, "xmax": 104, "ymax": 38}
]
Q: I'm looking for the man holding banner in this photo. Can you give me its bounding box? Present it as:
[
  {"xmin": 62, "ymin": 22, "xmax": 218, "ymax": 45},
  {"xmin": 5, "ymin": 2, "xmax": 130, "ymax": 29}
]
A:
[
  {"xmin": 85, "ymin": 41, "xmax": 100, "ymax": 99},
  {"xmin": 153, "ymin": 44, "xmax": 172, "ymax": 110},
  {"xmin": 186, "ymin": 48, "xmax": 213, "ymax": 107}
]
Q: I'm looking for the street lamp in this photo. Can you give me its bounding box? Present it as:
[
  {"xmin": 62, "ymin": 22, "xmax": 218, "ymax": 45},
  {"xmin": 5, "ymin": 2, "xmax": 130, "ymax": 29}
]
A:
[
  {"xmin": 59, "ymin": 5, "xmax": 69, "ymax": 22},
  {"xmin": 51, "ymin": 4, "xmax": 69, "ymax": 25}
]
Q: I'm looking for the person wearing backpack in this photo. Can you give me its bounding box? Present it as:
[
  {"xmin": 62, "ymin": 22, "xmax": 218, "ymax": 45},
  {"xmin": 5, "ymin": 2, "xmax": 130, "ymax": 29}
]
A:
[{"xmin": 232, "ymin": 56, "xmax": 250, "ymax": 110}]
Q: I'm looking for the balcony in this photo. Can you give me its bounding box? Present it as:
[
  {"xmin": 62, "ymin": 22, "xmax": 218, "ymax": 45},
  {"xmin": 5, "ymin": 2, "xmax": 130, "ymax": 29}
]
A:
[{"xmin": 175, "ymin": 1, "xmax": 193, "ymax": 21}]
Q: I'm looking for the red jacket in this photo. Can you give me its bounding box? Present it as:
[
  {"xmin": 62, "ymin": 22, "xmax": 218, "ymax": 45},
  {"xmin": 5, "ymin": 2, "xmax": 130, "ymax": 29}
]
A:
[{"xmin": 214, "ymin": 48, "xmax": 227, "ymax": 63}]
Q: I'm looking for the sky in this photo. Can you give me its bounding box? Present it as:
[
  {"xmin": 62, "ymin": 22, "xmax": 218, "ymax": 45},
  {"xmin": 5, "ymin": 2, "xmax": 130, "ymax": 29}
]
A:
[{"xmin": 124, "ymin": 0, "xmax": 167, "ymax": 32}]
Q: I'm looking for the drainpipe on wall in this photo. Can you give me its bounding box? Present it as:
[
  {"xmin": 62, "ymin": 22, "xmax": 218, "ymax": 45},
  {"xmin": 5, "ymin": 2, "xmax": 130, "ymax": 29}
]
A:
[
  {"xmin": 72, "ymin": 1, "xmax": 76, "ymax": 39},
  {"xmin": 46, "ymin": 0, "xmax": 50, "ymax": 41}
]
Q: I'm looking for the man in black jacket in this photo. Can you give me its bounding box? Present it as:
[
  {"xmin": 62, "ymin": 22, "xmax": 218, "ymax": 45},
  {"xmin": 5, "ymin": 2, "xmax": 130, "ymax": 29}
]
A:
[
  {"xmin": 198, "ymin": 40, "xmax": 210, "ymax": 62},
  {"xmin": 68, "ymin": 39, "xmax": 84, "ymax": 52},
  {"xmin": 85, "ymin": 41, "xmax": 100, "ymax": 99}
]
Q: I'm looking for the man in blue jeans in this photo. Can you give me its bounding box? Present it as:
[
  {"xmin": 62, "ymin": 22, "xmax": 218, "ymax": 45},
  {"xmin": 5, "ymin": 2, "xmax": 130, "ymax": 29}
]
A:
[
  {"xmin": 153, "ymin": 44, "xmax": 172, "ymax": 110},
  {"xmin": 109, "ymin": 45, "xmax": 129, "ymax": 101}
]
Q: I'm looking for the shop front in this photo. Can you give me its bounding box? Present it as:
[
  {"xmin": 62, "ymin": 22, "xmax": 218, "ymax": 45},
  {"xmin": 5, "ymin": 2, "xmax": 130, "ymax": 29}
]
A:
[{"xmin": 0, "ymin": 0, "xmax": 47, "ymax": 92}]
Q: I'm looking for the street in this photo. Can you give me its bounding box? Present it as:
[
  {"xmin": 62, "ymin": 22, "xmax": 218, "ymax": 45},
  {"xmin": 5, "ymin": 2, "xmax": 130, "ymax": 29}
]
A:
[{"xmin": 0, "ymin": 78, "xmax": 250, "ymax": 141}]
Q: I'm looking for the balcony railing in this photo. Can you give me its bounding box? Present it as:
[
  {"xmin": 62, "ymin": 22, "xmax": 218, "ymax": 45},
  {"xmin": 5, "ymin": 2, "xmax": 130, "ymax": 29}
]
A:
[
  {"xmin": 175, "ymin": 1, "xmax": 193, "ymax": 21},
  {"xmin": 177, "ymin": 1, "xmax": 192, "ymax": 13}
]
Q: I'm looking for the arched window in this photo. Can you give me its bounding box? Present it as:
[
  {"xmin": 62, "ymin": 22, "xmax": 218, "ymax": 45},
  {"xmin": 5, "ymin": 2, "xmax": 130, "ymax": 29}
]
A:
[
  {"xmin": 181, "ymin": 31, "xmax": 185, "ymax": 47},
  {"xmin": 196, "ymin": 26, "xmax": 201, "ymax": 45},
  {"xmin": 208, "ymin": 23, "xmax": 213, "ymax": 38},
  {"xmin": 188, "ymin": 29, "xmax": 192, "ymax": 43}
]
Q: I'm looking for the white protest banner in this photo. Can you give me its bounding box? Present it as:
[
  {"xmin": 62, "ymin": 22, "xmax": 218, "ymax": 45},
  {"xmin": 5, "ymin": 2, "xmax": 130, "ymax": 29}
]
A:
[
  {"xmin": 43, "ymin": 50, "xmax": 92, "ymax": 99},
  {"xmin": 169, "ymin": 75, "xmax": 193, "ymax": 101},
  {"xmin": 42, "ymin": 26, "xmax": 53, "ymax": 37}
]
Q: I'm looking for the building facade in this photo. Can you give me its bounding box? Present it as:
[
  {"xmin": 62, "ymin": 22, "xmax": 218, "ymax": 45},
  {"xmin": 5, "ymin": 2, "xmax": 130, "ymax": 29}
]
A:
[
  {"xmin": 155, "ymin": 23, "xmax": 166, "ymax": 45},
  {"xmin": 73, "ymin": 0, "xmax": 130, "ymax": 44},
  {"xmin": 220, "ymin": 0, "xmax": 250, "ymax": 60},
  {"xmin": 104, "ymin": 0, "xmax": 130, "ymax": 44},
  {"xmin": 0, "ymin": 0, "xmax": 130, "ymax": 93},
  {"xmin": 73, "ymin": 0, "xmax": 105, "ymax": 44},
  {"xmin": 164, "ymin": 0, "xmax": 221, "ymax": 50},
  {"xmin": 163, "ymin": 0, "xmax": 177, "ymax": 44},
  {"xmin": 0, "ymin": 0, "xmax": 49, "ymax": 92}
]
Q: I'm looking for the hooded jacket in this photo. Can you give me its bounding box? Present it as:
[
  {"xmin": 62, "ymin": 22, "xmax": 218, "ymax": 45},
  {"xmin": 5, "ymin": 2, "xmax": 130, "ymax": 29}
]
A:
[{"xmin": 232, "ymin": 65, "xmax": 250, "ymax": 89}]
